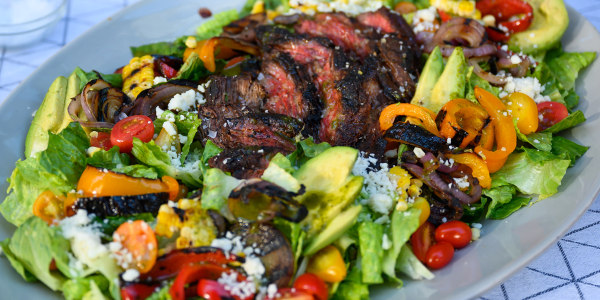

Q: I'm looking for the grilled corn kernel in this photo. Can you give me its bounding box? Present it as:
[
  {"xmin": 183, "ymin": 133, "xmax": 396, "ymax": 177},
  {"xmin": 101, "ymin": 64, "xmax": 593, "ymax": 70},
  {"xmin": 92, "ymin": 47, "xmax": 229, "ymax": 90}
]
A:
[
  {"xmin": 122, "ymin": 55, "xmax": 155, "ymax": 99},
  {"xmin": 408, "ymin": 184, "xmax": 421, "ymax": 198},
  {"xmin": 396, "ymin": 199, "xmax": 409, "ymax": 211},
  {"xmin": 410, "ymin": 179, "xmax": 423, "ymax": 188},
  {"xmin": 185, "ymin": 36, "xmax": 197, "ymax": 48},
  {"xmin": 155, "ymin": 199, "xmax": 217, "ymax": 249},
  {"xmin": 389, "ymin": 166, "xmax": 412, "ymax": 190},
  {"xmin": 458, "ymin": 1, "xmax": 474, "ymax": 14}
]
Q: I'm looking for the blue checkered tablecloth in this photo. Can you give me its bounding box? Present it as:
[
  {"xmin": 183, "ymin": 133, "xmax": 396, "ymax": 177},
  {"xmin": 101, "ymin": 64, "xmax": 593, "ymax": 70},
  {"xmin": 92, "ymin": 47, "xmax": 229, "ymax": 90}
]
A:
[{"xmin": 0, "ymin": 0, "xmax": 598, "ymax": 299}]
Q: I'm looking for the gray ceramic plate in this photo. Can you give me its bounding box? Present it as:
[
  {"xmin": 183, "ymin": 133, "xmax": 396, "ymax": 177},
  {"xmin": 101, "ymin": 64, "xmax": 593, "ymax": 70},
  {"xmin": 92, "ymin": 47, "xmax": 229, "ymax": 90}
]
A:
[{"xmin": 0, "ymin": 1, "xmax": 598, "ymax": 299}]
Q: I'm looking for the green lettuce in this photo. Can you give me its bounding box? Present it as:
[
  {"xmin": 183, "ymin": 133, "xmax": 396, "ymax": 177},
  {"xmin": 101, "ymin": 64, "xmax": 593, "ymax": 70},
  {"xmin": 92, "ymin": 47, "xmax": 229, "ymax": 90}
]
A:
[
  {"xmin": 543, "ymin": 110, "xmax": 586, "ymax": 133},
  {"xmin": 130, "ymin": 35, "xmax": 188, "ymax": 58},
  {"xmin": 332, "ymin": 265, "xmax": 369, "ymax": 300},
  {"xmin": 483, "ymin": 185, "xmax": 518, "ymax": 219},
  {"xmin": 545, "ymin": 49, "xmax": 596, "ymax": 92},
  {"xmin": 287, "ymin": 137, "xmax": 331, "ymax": 168},
  {"xmin": 62, "ymin": 275, "xmax": 110, "ymax": 300},
  {"xmin": 1, "ymin": 217, "xmax": 71, "ymax": 290},
  {"xmin": 551, "ymin": 136, "xmax": 589, "ymax": 167},
  {"xmin": 74, "ymin": 67, "xmax": 122, "ymax": 89},
  {"xmin": 487, "ymin": 196, "xmax": 530, "ymax": 219},
  {"xmin": 396, "ymin": 244, "xmax": 434, "ymax": 280},
  {"xmin": 273, "ymin": 218, "xmax": 306, "ymax": 270},
  {"xmin": 174, "ymin": 52, "xmax": 222, "ymax": 82},
  {"xmin": 492, "ymin": 150, "xmax": 570, "ymax": 198},
  {"xmin": 201, "ymin": 168, "xmax": 241, "ymax": 211},
  {"xmin": 382, "ymin": 208, "xmax": 420, "ymax": 281},
  {"xmin": 515, "ymin": 124, "xmax": 552, "ymax": 152},
  {"xmin": 358, "ymin": 221, "xmax": 384, "ymax": 284},
  {"xmin": 88, "ymin": 147, "xmax": 158, "ymax": 179},
  {"xmin": 241, "ymin": 0, "xmax": 290, "ymax": 17},
  {"xmin": 197, "ymin": 9, "xmax": 240, "ymax": 40},
  {"xmin": 0, "ymin": 123, "xmax": 89, "ymax": 225}
]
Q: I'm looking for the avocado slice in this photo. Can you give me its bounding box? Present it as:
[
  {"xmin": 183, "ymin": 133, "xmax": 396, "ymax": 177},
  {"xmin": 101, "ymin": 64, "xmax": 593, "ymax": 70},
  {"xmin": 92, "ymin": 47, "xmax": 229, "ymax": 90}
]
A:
[
  {"xmin": 303, "ymin": 205, "xmax": 362, "ymax": 256},
  {"xmin": 428, "ymin": 47, "xmax": 468, "ymax": 113},
  {"xmin": 411, "ymin": 46, "xmax": 443, "ymax": 108},
  {"xmin": 508, "ymin": 0, "xmax": 568, "ymax": 54},
  {"xmin": 293, "ymin": 146, "xmax": 363, "ymax": 237},
  {"xmin": 57, "ymin": 71, "xmax": 82, "ymax": 131},
  {"xmin": 25, "ymin": 76, "xmax": 68, "ymax": 157}
]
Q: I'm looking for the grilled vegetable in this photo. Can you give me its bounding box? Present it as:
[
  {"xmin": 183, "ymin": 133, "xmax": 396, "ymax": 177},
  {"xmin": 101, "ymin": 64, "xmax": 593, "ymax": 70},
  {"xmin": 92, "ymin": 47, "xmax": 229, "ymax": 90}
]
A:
[
  {"xmin": 384, "ymin": 122, "xmax": 450, "ymax": 153},
  {"xmin": 155, "ymin": 199, "xmax": 218, "ymax": 249},
  {"xmin": 73, "ymin": 192, "xmax": 169, "ymax": 218},
  {"xmin": 122, "ymin": 55, "xmax": 155, "ymax": 99}
]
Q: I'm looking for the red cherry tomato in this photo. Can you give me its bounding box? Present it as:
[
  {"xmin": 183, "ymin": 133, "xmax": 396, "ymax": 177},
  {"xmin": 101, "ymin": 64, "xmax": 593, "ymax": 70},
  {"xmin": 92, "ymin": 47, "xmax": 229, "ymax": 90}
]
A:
[
  {"xmin": 537, "ymin": 101, "xmax": 569, "ymax": 131},
  {"xmin": 293, "ymin": 273, "xmax": 328, "ymax": 300},
  {"xmin": 435, "ymin": 220, "xmax": 472, "ymax": 249},
  {"xmin": 90, "ymin": 131, "xmax": 113, "ymax": 151},
  {"xmin": 120, "ymin": 283, "xmax": 159, "ymax": 300},
  {"xmin": 269, "ymin": 288, "xmax": 314, "ymax": 300},
  {"xmin": 197, "ymin": 279, "xmax": 230, "ymax": 300},
  {"xmin": 159, "ymin": 61, "xmax": 178, "ymax": 79},
  {"xmin": 425, "ymin": 241, "xmax": 455, "ymax": 269},
  {"xmin": 110, "ymin": 115, "xmax": 154, "ymax": 153},
  {"xmin": 410, "ymin": 221, "xmax": 435, "ymax": 263},
  {"xmin": 476, "ymin": 0, "xmax": 533, "ymax": 42}
]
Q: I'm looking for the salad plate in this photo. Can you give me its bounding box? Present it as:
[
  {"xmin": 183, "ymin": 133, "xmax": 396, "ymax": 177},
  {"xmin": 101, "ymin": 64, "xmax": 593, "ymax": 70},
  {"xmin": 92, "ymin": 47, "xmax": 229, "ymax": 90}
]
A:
[{"xmin": 0, "ymin": 0, "xmax": 598, "ymax": 299}]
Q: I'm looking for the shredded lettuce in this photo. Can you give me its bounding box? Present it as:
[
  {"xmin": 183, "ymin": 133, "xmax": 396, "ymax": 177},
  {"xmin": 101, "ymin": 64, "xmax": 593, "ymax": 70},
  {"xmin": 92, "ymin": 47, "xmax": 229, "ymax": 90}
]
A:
[{"xmin": 0, "ymin": 123, "xmax": 89, "ymax": 226}]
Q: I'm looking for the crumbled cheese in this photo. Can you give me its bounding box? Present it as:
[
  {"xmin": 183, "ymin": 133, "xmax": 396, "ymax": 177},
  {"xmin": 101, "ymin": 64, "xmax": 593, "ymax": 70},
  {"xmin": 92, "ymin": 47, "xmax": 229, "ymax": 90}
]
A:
[
  {"xmin": 472, "ymin": 223, "xmax": 483, "ymax": 229},
  {"xmin": 155, "ymin": 106, "xmax": 165, "ymax": 118},
  {"xmin": 413, "ymin": 147, "xmax": 425, "ymax": 158},
  {"xmin": 499, "ymin": 73, "xmax": 551, "ymax": 103},
  {"xmin": 267, "ymin": 284, "xmax": 278, "ymax": 299},
  {"xmin": 453, "ymin": 176, "xmax": 470, "ymax": 189},
  {"xmin": 153, "ymin": 76, "xmax": 167, "ymax": 85},
  {"xmin": 122, "ymin": 269, "xmax": 140, "ymax": 282},
  {"xmin": 243, "ymin": 257, "xmax": 266, "ymax": 278},
  {"xmin": 59, "ymin": 210, "xmax": 109, "ymax": 268},
  {"xmin": 352, "ymin": 153, "xmax": 398, "ymax": 214},
  {"xmin": 412, "ymin": 7, "xmax": 439, "ymax": 34},
  {"xmin": 163, "ymin": 121, "xmax": 177, "ymax": 136},
  {"xmin": 288, "ymin": 0, "xmax": 384, "ymax": 16},
  {"xmin": 168, "ymin": 89, "xmax": 204, "ymax": 111},
  {"xmin": 179, "ymin": 134, "xmax": 188, "ymax": 144},
  {"xmin": 218, "ymin": 272, "xmax": 257, "ymax": 299},
  {"xmin": 510, "ymin": 55, "xmax": 522, "ymax": 64},
  {"xmin": 382, "ymin": 233, "xmax": 392, "ymax": 250}
]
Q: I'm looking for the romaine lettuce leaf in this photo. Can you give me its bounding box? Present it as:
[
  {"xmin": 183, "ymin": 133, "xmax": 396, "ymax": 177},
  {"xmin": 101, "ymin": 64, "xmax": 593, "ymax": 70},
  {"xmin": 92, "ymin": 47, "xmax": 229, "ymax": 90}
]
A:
[
  {"xmin": 201, "ymin": 168, "xmax": 241, "ymax": 212},
  {"xmin": 491, "ymin": 150, "xmax": 570, "ymax": 197},
  {"xmin": 545, "ymin": 49, "xmax": 596, "ymax": 92},
  {"xmin": 483, "ymin": 185, "xmax": 517, "ymax": 219},
  {"xmin": 396, "ymin": 244, "xmax": 434, "ymax": 280},
  {"xmin": 332, "ymin": 265, "xmax": 369, "ymax": 300},
  {"xmin": 74, "ymin": 67, "xmax": 122, "ymax": 89},
  {"xmin": 88, "ymin": 147, "xmax": 159, "ymax": 179},
  {"xmin": 487, "ymin": 196, "xmax": 530, "ymax": 220},
  {"xmin": 197, "ymin": 9, "xmax": 240, "ymax": 40},
  {"xmin": 0, "ymin": 123, "xmax": 89, "ymax": 225},
  {"xmin": 515, "ymin": 123, "xmax": 553, "ymax": 152},
  {"xmin": 62, "ymin": 275, "xmax": 110, "ymax": 300},
  {"xmin": 551, "ymin": 136, "xmax": 589, "ymax": 167},
  {"xmin": 130, "ymin": 35, "xmax": 188, "ymax": 58},
  {"xmin": 358, "ymin": 221, "xmax": 384, "ymax": 284},
  {"xmin": 382, "ymin": 208, "xmax": 420, "ymax": 281},
  {"xmin": 543, "ymin": 110, "xmax": 586, "ymax": 133},
  {"xmin": 287, "ymin": 137, "xmax": 331, "ymax": 168},
  {"xmin": 1, "ymin": 217, "xmax": 71, "ymax": 290}
]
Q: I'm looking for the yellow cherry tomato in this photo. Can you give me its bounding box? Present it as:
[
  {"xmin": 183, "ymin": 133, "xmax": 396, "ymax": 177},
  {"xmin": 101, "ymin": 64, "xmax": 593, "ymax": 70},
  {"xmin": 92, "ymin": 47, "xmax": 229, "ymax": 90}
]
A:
[
  {"xmin": 307, "ymin": 245, "xmax": 347, "ymax": 283},
  {"xmin": 412, "ymin": 197, "xmax": 431, "ymax": 226},
  {"xmin": 502, "ymin": 92, "xmax": 539, "ymax": 135}
]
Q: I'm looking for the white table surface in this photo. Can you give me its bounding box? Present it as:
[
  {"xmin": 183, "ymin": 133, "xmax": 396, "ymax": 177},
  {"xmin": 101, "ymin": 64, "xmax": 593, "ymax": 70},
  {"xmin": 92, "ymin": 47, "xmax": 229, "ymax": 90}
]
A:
[{"xmin": 0, "ymin": 0, "xmax": 598, "ymax": 299}]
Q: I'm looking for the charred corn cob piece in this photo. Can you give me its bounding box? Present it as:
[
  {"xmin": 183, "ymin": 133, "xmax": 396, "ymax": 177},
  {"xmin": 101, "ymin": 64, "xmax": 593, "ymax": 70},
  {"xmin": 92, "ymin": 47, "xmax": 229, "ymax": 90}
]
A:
[
  {"xmin": 122, "ymin": 55, "xmax": 155, "ymax": 99},
  {"xmin": 155, "ymin": 199, "xmax": 217, "ymax": 249}
]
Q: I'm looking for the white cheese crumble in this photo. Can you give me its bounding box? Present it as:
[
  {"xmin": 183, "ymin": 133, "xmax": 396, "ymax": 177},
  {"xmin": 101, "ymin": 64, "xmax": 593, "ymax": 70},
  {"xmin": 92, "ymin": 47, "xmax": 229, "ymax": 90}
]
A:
[
  {"xmin": 413, "ymin": 7, "xmax": 438, "ymax": 34},
  {"xmin": 163, "ymin": 121, "xmax": 177, "ymax": 136},
  {"xmin": 510, "ymin": 55, "xmax": 523, "ymax": 64},
  {"xmin": 498, "ymin": 73, "xmax": 551, "ymax": 103},
  {"xmin": 168, "ymin": 89, "xmax": 205, "ymax": 112},
  {"xmin": 122, "ymin": 269, "xmax": 140, "ymax": 282},
  {"xmin": 453, "ymin": 176, "xmax": 470, "ymax": 189},
  {"xmin": 288, "ymin": 0, "xmax": 384, "ymax": 16},
  {"xmin": 59, "ymin": 210, "xmax": 109, "ymax": 268},
  {"xmin": 352, "ymin": 152, "xmax": 399, "ymax": 214},
  {"xmin": 413, "ymin": 147, "xmax": 426, "ymax": 158},
  {"xmin": 153, "ymin": 76, "xmax": 167, "ymax": 85}
]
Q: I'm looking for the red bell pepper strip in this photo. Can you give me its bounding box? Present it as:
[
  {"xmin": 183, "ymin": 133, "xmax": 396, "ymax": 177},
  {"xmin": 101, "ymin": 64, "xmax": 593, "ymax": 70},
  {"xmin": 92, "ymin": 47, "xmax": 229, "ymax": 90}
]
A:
[{"xmin": 141, "ymin": 248, "xmax": 238, "ymax": 282}]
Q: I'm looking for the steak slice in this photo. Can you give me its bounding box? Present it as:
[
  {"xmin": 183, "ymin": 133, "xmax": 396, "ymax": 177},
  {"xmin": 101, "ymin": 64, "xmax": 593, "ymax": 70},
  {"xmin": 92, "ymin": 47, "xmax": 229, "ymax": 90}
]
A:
[
  {"xmin": 204, "ymin": 74, "xmax": 265, "ymax": 110},
  {"xmin": 295, "ymin": 13, "xmax": 371, "ymax": 58},
  {"xmin": 208, "ymin": 146, "xmax": 283, "ymax": 179},
  {"xmin": 259, "ymin": 52, "xmax": 322, "ymax": 137},
  {"xmin": 357, "ymin": 7, "xmax": 415, "ymax": 40},
  {"xmin": 199, "ymin": 105, "xmax": 302, "ymax": 152},
  {"xmin": 376, "ymin": 35, "xmax": 418, "ymax": 102}
]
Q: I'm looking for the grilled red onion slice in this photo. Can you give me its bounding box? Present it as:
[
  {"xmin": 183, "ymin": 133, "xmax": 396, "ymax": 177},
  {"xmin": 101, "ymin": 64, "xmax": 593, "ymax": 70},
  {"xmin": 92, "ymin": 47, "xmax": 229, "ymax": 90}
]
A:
[
  {"xmin": 402, "ymin": 163, "xmax": 481, "ymax": 204},
  {"xmin": 468, "ymin": 57, "xmax": 507, "ymax": 86}
]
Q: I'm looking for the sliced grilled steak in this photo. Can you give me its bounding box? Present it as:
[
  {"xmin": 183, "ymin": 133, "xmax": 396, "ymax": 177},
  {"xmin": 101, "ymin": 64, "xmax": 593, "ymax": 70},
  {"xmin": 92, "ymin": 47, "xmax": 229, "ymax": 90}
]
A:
[
  {"xmin": 295, "ymin": 13, "xmax": 371, "ymax": 58},
  {"xmin": 204, "ymin": 74, "xmax": 265, "ymax": 110},
  {"xmin": 199, "ymin": 106, "xmax": 302, "ymax": 152},
  {"xmin": 259, "ymin": 52, "xmax": 321, "ymax": 137},
  {"xmin": 376, "ymin": 35, "xmax": 418, "ymax": 102},
  {"xmin": 357, "ymin": 7, "xmax": 415, "ymax": 40},
  {"xmin": 208, "ymin": 147, "xmax": 283, "ymax": 179}
]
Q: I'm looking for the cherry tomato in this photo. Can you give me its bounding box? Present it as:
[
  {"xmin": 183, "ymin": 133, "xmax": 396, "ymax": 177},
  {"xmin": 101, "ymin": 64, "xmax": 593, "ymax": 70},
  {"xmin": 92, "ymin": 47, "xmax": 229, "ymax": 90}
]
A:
[
  {"xmin": 306, "ymin": 245, "xmax": 347, "ymax": 283},
  {"xmin": 90, "ymin": 131, "xmax": 113, "ymax": 151},
  {"xmin": 434, "ymin": 220, "xmax": 472, "ymax": 249},
  {"xmin": 197, "ymin": 279, "xmax": 230, "ymax": 300},
  {"xmin": 502, "ymin": 92, "xmax": 539, "ymax": 135},
  {"xmin": 438, "ymin": 9, "xmax": 452, "ymax": 23},
  {"xmin": 121, "ymin": 283, "xmax": 159, "ymax": 300},
  {"xmin": 410, "ymin": 221, "xmax": 435, "ymax": 263},
  {"xmin": 293, "ymin": 273, "xmax": 328, "ymax": 300},
  {"xmin": 477, "ymin": 0, "xmax": 533, "ymax": 42},
  {"xmin": 537, "ymin": 101, "xmax": 569, "ymax": 131},
  {"xmin": 269, "ymin": 288, "xmax": 314, "ymax": 300},
  {"xmin": 113, "ymin": 220, "xmax": 158, "ymax": 273},
  {"xmin": 412, "ymin": 197, "xmax": 430, "ymax": 226},
  {"xmin": 425, "ymin": 241, "xmax": 454, "ymax": 269},
  {"xmin": 159, "ymin": 61, "xmax": 178, "ymax": 79},
  {"xmin": 32, "ymin": 190, "xmax": 65, "ymax": 225},
  {"xmin": 110, "ymin": 115, "xmax": 154, "ymax": 153}
]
